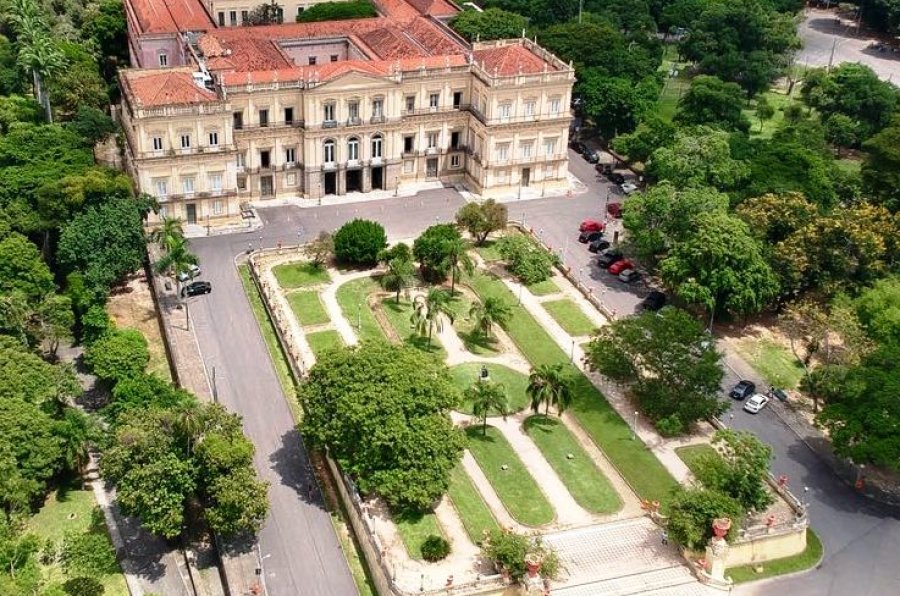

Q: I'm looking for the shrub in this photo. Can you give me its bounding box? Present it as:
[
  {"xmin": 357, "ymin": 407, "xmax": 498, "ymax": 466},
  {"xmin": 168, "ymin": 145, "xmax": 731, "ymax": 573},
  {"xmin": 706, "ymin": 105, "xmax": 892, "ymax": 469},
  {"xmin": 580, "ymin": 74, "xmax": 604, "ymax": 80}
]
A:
[
  {"xmin": 296, "ymin": 0, "xmax": 376, "ymax": 22},
  {"xmin": 666, "ymin": 488, "xmax": 743, "ymax": 551},
  {"xmin": 333, "ymin": 219, "xmax": 387, "ymax": 267},
  {"xmin": 80, "ymin": 304, "xmax": 112, "ymax": 345},
  {"xmin": 61, "ymin": 531, "xmax": 118, "ymax": 577},
  {"xmin": 481, "ymin": 529, "xmax": 559, "ymax": 581},
  {"xmin": 455, "ymin": 199, "xmax": 507, "ymax": 245},
  {"xmin": 84, "ymin": 328, "xmax": 149, "ymax": 383},
  {"xmin": 420, "ymin": 535, "xmax": 451, "ymax": 561},
  {"xmin": 496, "ymin": 234, "xmax": 559, "ymax": 285},
  {"xmin": 412, "ymin": 224, "xmax": 462, "ymax": 282},
  {"xmin": 62, "ymin": 576, "xmax": 105, "ymax": 596}
]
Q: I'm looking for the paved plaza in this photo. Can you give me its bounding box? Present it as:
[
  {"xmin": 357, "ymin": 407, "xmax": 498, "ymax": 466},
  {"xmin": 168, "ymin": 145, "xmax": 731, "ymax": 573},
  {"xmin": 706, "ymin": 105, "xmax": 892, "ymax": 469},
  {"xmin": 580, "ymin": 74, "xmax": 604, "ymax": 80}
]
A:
[{"xmin": 798, "ymin": 8, "xmax": 900, "ymax": 81}]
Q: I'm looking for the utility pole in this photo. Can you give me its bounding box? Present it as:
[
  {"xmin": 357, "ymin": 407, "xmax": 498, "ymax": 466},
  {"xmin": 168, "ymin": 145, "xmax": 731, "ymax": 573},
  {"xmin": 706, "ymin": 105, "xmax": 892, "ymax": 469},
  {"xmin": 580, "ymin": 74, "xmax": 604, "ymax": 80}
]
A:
[{"xmin": 578, "ymin": 0, "xmax": 583, "ymax": 24}]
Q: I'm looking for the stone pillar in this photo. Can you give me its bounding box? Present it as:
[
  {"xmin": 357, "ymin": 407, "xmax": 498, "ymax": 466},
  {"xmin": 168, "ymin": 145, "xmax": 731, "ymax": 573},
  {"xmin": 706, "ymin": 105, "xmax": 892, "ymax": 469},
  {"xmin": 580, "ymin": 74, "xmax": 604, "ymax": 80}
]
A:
[
  {"xmin": 337, "ymin": 166, "xmax": 346, "ymax": 195},
  {"xmin": 362, "ymin": 166, "xmax": 372, "ymax": 192},
  {"xmin": 519, "ymin": 554, "xmax": 544, "ymax": 595},
  {"xmin": 700, "ymin": 517, "xmax": 734, "ymax": 589}
]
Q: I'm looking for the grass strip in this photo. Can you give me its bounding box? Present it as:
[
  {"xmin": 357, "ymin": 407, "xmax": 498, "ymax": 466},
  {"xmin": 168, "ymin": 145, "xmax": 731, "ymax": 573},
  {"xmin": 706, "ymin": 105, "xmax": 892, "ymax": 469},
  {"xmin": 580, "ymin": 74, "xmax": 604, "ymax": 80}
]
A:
[
  {"xmin": 379, "ymin": 296, "xmax": 446, "ymax": 359},
  {"xmin": 465, "ymin": 269, "xmax": 679, "ymax": 506},
  {"xmin": 675, "ymin": 444, "xmax": 719, "ymax": 477},
  {"xmin": 542, "ymin": 299, "xmax": 598, "ymax": 336},
  {"xmin": 450, "ymin": 362, "xmax": 530, "ymax": 414},
  {"xmin": 273, "ymin": 261, "xmax": 331, "ymax": 288},
  {"xmin": 527, "ymin": 278, "xmax": 560, "ymax": 296},
  {"xmin": 306, "ymin": 329, "xmax": 344, "ymax": 359},
  {"xmin": 447, "ymin": 465, "xmax": 499, "ymax": 544},
  {"xmin": 330, "ymin": 514, "xmax": 377, "ymax": 596},
  {"xmin": 334, "ymin": 276, "xmax": 384, "ymax": 343},
  {"xmin": 464, "ymin": 426, "xmax": 554, "ymax": 527},
  {"xmin": 475, "ymin": 239, "xmax": 504, "ymax": 262},
  {"xmin": 394, "ymin": 509, "xmax": 444, "ymax": 560},
  {"xmin": 727, "ymin": 528, "xmax": 823, "ymax": 583},
  {"xmin": 286, "ymin": 291, "xmax": 330, "ymax": 326},
  {"xmin": 450, "ymin": 292, "xmax": 502, "ymax": 356},
  {"xmin": 238, "ymin": 264, "xmax": 298, "ymax": 407},
  {"xmin": 523, "ymin": 415, "xmax": 622, "ymax": 515}
]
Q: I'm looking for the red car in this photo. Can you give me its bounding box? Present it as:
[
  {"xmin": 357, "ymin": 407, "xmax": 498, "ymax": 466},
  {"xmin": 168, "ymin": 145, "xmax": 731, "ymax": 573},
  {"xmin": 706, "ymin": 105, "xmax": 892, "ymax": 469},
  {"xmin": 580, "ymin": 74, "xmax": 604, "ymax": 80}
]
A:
[
  {"xmin": 607, "ymin": 202, "xmax": 623, "ymax": 218},
  {"xmin": 579, "ymin": 219, "xmax": 605, "ymax": 233},
  {"xmin": 608, "ymin": 259, "xmax": 634, "ymax": 275}
]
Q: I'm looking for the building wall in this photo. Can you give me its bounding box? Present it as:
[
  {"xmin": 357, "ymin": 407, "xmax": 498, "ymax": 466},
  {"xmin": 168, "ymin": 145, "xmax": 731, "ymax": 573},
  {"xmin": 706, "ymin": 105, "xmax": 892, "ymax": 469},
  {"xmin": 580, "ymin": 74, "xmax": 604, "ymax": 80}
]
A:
[{"xmin": 204, "ymin": 0, "xmax": 351, "ymax": 25}]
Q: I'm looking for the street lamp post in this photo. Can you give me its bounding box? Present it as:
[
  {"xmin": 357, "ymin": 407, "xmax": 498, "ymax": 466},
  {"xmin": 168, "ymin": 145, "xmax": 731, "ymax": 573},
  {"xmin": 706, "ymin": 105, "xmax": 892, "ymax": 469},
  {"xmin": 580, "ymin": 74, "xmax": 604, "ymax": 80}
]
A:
[
  {"xmin": 570, "ymin": 339, "xmax": 575, "ymax": 363},
  {"xmin": 357, "ymin": 302, "xmax": 362, "ymax": 330},
  {"xmin": 517, "ymin": 282, "xmax": 524, "ymax": 305},
  {"xmin": 632, "ymin": 411, "xmax": 638, "ymax": 440}
]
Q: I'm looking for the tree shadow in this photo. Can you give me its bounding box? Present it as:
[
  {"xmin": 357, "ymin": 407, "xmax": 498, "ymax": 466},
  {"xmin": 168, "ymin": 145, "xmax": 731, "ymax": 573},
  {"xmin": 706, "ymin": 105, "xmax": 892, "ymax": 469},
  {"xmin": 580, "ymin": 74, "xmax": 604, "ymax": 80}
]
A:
[
  {"xmin": 460, "ymin": 330, "xmax": 500, "ymax": 354},
  {"xmin": 268, "ymin": 427, "xmax": 327, "ymax": 511},
  {"xmin": 522, "ymin": 414, "xmax": 560, "ymax": 437}
]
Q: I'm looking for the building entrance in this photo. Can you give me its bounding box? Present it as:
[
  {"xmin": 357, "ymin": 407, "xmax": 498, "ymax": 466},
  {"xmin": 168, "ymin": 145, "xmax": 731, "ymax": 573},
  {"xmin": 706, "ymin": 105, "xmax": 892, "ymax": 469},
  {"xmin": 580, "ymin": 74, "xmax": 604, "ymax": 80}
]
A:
[
  {"xmin": 346, "ymin": 169, "xmax": 361, "ymax": 193},
  {"xmin": 371, "ymin": 166, "xmax": 384, "ymax": 190},
  {"xmin": 323, "ymin": 171, "xmax": 336, "ymax": 195}
]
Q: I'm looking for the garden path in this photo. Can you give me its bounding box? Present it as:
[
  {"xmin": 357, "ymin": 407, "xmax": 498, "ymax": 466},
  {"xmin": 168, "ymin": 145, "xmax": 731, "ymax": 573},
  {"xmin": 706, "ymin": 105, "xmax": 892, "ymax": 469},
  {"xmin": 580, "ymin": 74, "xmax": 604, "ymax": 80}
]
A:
[{"xmin": 319, "ymin": 268, "xmax": 382, "ymax": 347}]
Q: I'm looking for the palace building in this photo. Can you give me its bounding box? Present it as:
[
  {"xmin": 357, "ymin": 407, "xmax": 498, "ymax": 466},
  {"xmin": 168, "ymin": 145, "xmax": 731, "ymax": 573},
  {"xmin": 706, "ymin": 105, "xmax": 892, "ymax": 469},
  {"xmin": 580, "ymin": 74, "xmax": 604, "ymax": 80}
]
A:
[{"xmin": 120, "ymin": 0, "xmax": 574, "ymax": 224}]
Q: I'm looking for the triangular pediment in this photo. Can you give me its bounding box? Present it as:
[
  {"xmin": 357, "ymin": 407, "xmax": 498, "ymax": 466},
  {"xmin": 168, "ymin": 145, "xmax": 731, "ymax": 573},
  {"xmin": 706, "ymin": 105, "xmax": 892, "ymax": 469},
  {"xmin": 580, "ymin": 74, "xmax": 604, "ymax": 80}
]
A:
[{"xmin": 313, "ymin": 68, "xmax": 395, "ymax": 91}]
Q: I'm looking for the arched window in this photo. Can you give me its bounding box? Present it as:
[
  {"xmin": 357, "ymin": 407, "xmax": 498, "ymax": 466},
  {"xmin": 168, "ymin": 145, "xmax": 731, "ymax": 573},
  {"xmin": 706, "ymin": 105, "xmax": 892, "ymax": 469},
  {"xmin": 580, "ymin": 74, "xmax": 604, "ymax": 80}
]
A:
[
  {"xmin": 323, "ymin": 139, "xmax": 335, "ymax": 164},
  {"xmin": 371, "ymin": 134, "xmax": 383, "ymax": 159},
  {"xmin": 348, "ymin": 137, "xmax": 359, "ymax": 161}
]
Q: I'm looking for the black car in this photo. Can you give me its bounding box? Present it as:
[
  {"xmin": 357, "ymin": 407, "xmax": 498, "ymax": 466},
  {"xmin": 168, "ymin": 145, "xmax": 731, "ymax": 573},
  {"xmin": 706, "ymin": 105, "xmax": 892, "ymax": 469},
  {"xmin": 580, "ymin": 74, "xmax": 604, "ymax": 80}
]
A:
[
  {"xmin": 181, "ymin": 280, "xmax": 212, "ymax": 297},
  {"xmin": 571, "ymin": 141, "xmax": 589, "ymax": 154},
  {"xmin": 583, "ymin": 149, "xmax": 600, "ymax": 164},
  {"xmin": 588, "ymin": 238, "xmax": 611, "ymax": 253},
  {"xmin": 578, "ymin": 230, "xmax": 603, "ymax": 244},
  {"xmin": 607, "ymin": 172, "xmax": 626, "ymax": 185},
  {"xmin": 639, "ymin": 290, "xmax": 666, "ymax": 311},
  {"xmin": 596, "ymin": 249, "xmax": 624, "ymax": 268},
  {"xmin": 729, "ymin": 380, "xmax": 756, "ymax": 400}
]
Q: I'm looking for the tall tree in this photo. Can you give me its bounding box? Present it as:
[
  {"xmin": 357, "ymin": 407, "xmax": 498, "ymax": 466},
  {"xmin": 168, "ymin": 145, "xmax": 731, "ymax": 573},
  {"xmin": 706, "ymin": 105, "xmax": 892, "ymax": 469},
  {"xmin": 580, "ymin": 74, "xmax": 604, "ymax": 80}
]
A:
[
  {"xmin": 526, "ymin": 363, "xmax": 572, "ymax": 417},
  {"xmin": 411, "ymin": 288, "xmax": 454, "ymax": 345},
  {"xmin": 449, "ymin": 8, "xmax": 528, "ymax": 41},
  {"xmin": 468, "ymin": 296, "xmax": 512, "ymax": 339},
  {"xmin": 647, "ymin": 126, "xmax": 749, "ymax": 191},
  {"xmin": 152, "ymin": 217, "xmax": 184, "ymax": 253},
  {"xmin": 466, "ymin": 380, "xmax": 509, "ymax": 435},
  {"xmin": 674, "ymin": 75, "xmax": 751, "ymax": 132},
  {"xmin": 455, "ymin": 199, "xmax": 507, "ymax": 246},
  {"xmin": 861, "ymin": 116, "xmax": 900, "ymax": 212},
  {"xmin": 381, "ymin": 255, "xmax": 416, "ymax": 304},
  {"xmin": 441, "ymin": 236, "xmax": 474, "ymax": 295}
]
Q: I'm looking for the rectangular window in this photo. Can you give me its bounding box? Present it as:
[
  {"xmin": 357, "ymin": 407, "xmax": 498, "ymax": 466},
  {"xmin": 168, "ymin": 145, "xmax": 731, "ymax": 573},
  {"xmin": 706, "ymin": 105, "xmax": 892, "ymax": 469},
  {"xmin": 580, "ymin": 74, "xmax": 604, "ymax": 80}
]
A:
[
  {"xmin": 213, "ymin": 199, "xmax": 223, "ymax": 215},
  {"xmin": 180, "ymin": 134, "xmax": 191, "ymax": 149},
  {"xmin": 450, "ymin": 131, "xmax": 460, "ymax": 149},
  {"xmin": 405, "ymin": 95, "xmax": 415, "ymax": 112},
  {"xmin": 229, "ymin": 10, "xmax": 237, "ymax": 26},
  {"xmin": 297, "ymin": 6, "xmax": 304, "ymax": 16},
  {"xmin": 544, "ymin": 138, "xmax": 557, "ymax": 156},
  {"xmin": 259, "ymin": 109, "xmax": 269, "ymax": 127},
  {"xmin": 324, "ymin": 143, "xmax": 335, "ymax": 163},
  {"xmin": 330, "ymin": 54, "xmax": 338, "ymax": 62},
  {"xmin": 237, "ymin": 175, "xmax": 246, "ymax": 190},
  {"xmin": 496, "ymin": 143, "xmax": 509, "ymax": 161},
  {"xmin": 499, "ymin": 103, "xmax": 511, "ymax": 119},
  {"xmin": 403, "ymin": 160, "xmax": 413, "ymax": 174},
  {"xmin": 284, "ymin": 107, "xmax": 294, "ymax": 124},
  {"xmin": 158, "ymin": 205, "xmax": 168, "ymax": 218},
  {"xmin": 525, "ymin": 101, "xmax": 535, "ymax": 117},
  {"xmin": 498, "ymin": 169, "xmax": 507, "ymax": 184},
  {"xmin": 153, "ymin": 178, "xmax": 168, "ymax": 198},
  {"xmin": 308, "ymin": 56, "xmax": 317, "ymax": 66},
  {"xmin": 403, "ymin": 136, "xmax": 414, "ymax": 153},
  {"xmin": 453, "ymin": 91, "xmax": 463, "ymax": 108},
  {"xmin": 236, "ymin": 152, "xmax": 246, "ymax": 168},
  {"xmin": 182, "ymin": 176, "xmax": 195, "ymax": 195},
  {"xmin": 218, "ymin": 12, "xmax": 225, "ymax": 26},
  {"xmin": 285, "ymin": 147, "xmax": 296, "ymax": 164},
  {"xmin": 372, "ymin": 136, "xmax": 382, "ymax": 158},
  {"xmin": 521, "ymin": 142, "xmax": 532, "ymax": 159},
  {"xmin": 348, "ymin": 140, "xmax": 359, "ymax": 161},
  {"xmin": 426, "ymin": 132, "xmax": 438, "ymax": 149},
  {"xmin": 372, "ymin": 99, "xmax": 383, "ymax": 118},
  {"xmin": 233, "ymin": 111, "xmax": 243, "ymax": 130},
  {"xmin": 158, "ymin": 53, "xmax": 168, "ymax": 67},
  {"xmin": 348, "ymin": 101, "xmax": 359, "ymax": 121},
  {"xmin": 208, "ymin": 131, "xmax": 219, "ymax": 146},
  {"xmin": 550, "ymin": 98, "xmax": 561, "ymax": 115},
  {"xmin": 450, "ymin": 154, "xmax": 460, "ymax": 168},
  {"xmin": 152, "ymin": 136, "xmax": 163, "ymax": 151},
  {"xmin": 323, "ymin": 103, "xmax": 335, "ymax": 123},
  {"xmin": 429, "ymin": 93, "xmax": 439, "ymax": 109},
  {"xmin": 260, "ymin": 150, "xmax": 270, "ymax": 168},
  {"xmin": 209, "ymin": 173, "xmax": 223, "ymax": 192},
  {"xmin": 241, "ymin": 10, "xmax": 248, "ymax": 23}
]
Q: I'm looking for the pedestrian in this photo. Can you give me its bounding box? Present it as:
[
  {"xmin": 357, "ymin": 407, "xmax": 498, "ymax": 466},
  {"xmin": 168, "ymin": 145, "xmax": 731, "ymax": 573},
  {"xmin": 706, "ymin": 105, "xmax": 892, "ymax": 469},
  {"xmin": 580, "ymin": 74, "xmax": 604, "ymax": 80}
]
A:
[{"xmin": 661, "ymin": 530, "xmax": 668, "ymax": 545}]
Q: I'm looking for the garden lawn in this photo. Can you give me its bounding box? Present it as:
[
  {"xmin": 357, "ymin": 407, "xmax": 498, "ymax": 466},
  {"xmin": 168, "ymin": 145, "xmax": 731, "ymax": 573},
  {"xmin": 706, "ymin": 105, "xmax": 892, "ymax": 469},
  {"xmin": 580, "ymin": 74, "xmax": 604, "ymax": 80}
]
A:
[
  {"xmin": 27, "ymin": 486, "xmax": 128, "ymax": 595},
  {"xmin": 273, "ymin": 261, "xmax": 331, "ymax": 288},
  {"xmin": 335, "ymin": 276, "xmax": 384, "ymax": 343},
  {"xmin": 380, "ymin": 296, "xmax": 446, "ymax": 358},
  {"xmin": 741, "ymin": 89, "xmax": 800, "ymax": 139},
  {"xmin": 675, "ymin": 444, "xmax": 719, "ymax": 477},
  {"xmin": 474, "ymin": 239, "xmax": 503, "ymax": 262},
  {"xmin": 524, "ymin": 415, "xmax": 621, "ymax": 515},
  {"xmin": 239, "ymin": 265, "xmax": 298, "ymax": 407},
  {"xmin": 306, "ymin": 329, "xmax": 343, "ymax": 359},
  {"xmin": 447, "ymin": 465, "xmax": 499, "ymax": 543},
  {"xmin": 287, "ymin": 291, "xmax": 330, "ymax": 326},
  {"xmin": 734, "ymin": 337, "xmax": 804, "ymax": 389},
  {"xmin": 465, "ymin": 269, "xmax": 679, "ymax": 506},
  {"xmin": 464, "ymin": 426, "xmax": 554, "ymax": 527},
  {"xmin": 450, "ymin": 363, "xmax": 530, "ymax": 414},
  {"xmin": 527, "ymin": 278, "xmax": 560, "ymax": 296},
  {"xmin": 393, "ymin": 509, "xmax": 444, "ymax": 560},
  {"xmin": 728, "ymin": 529, "xmax": 822, "ymax": 583},
  {"xmin": 451, "ymin": 292, "xmax": 502, "ymax": 356},
  {"xmin": 542, "ymin": 299, "xmax": 598, "ymax": 336}
]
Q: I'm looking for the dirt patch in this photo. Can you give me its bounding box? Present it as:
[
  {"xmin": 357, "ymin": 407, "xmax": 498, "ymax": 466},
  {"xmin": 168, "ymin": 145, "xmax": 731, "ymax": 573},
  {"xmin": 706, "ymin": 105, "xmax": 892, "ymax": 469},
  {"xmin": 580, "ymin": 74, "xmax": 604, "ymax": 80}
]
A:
[
  {"xmin": 106, "ymin": 270, "xmax": 172, "ymax": 382},
  {"xmin": 368, "ymin": 293, "xmax": 402, "ymax": 343}
]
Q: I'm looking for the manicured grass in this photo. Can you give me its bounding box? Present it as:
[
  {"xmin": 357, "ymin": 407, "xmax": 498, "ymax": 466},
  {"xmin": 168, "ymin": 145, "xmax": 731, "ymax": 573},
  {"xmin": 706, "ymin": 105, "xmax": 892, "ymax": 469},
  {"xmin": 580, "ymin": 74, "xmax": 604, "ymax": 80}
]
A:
[
  {"xmin": 675, "ymin": 444, "xmax": 720, "ymax": 477},
  {"xmin": 306, "ymin": 329, "xmax": 343, "ymax": 359},
  {"xmin": 331, "ymin": 514, "xmax": 377, "ymax": 596},
  {"xmin": 475, "ymin": 239, "xmax": 504, "ymax": 262},
  {"xmin": 728, "ymin": 528, "xmax": 823, "ymax": 584},
  {"xmin": 464, "ymin": 426, "xmax": 554, "ymax": 527},
  {"xmin": 542, "ymin": 299, "xmax": 598, "ymax": 337},
  {"xmin": 451, "ymin": 292, "xmax": 502, "ymax": 356},
  {"xmin": 524, "ymin": 415, "xmax": 622, "ymax": 515},
  {"xmin": 527, "ymin": 278, "xmax": 560, "ymax": 296},
  {"xmin": 273, "ymin": 261, "xmax": 331, "ymax": 288},
  {"xmin": 734, "ymin": 337, "xmax": 804, "ymax": 389},
  {"xmin": 447, "ymin": 465, "xmax": 499, "ymax": 544},
  {"xmin": 28, "ymin": 486, "xmax": 128, "ymax": 595},
  {"xmin": 394, "ymin": 509, "xmax": 444, "ymax": 560},
  {"xmin": 239, "ymin": 264, "xmax": 298, "ymax": 406},
  {"xmin": 287, "ymin": 290, "xmax": 330, "ymax": 326},
  {"xmin": 657, "ymin": 70, "xmax": 692, "ymax": 122},
  {"xmin": 335, "ymin": 276, "xmax": 383, "ymax": 343},
  {"xmin": 465, "ymin": 269, "xmax": 679, "ymax": 506},
  {"xmin": 450, "ymin": 362, "xmax": 530, "ymax": 414},
  {"xmin": 741, "ymin": 89, "xmax": 801, "ymax": 139},
  {"xmin": 380, "ymin": 296, "xmax": 446, "ymax": 358}
]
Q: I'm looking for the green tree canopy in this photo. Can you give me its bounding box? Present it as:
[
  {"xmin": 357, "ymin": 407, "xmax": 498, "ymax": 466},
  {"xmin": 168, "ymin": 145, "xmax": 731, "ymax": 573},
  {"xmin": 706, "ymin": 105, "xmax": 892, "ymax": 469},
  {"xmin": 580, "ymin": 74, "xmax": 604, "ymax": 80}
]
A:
[
  {"xmin": 84, "ymin": 328, "xmax": 149, "ymax": 384},
  {"xmin": 455, "ymin": 199, "xmax": 507, "ymax": 246},
  {"xmin": 861, "ymin": 116, "xmax": 900, "ymax": 212},
  {"xmin": 854, "ymin": 276, "xmax": 900, "ymax": 347},
  {"xmin": 0, "ymin": 339, "xmax": 80, "ymax": 409},
  {"xmin": 647, "ymin": 126, "xmax": 748, "ymax": 191},
  {"xmin": 611, "ymin": 116, "xmax": 676, "ymax": 163},
  {"xmin": 0, "ymin": 232, "xmax": 53, "ymax": 300},
  {"xmin": 666, "ymin": 488, "xmax": 742, "ymax": 550},
  {"xmin": 693, "ymin": 429, "xmax": 774, "ymax": 510},
  {"xmin": 295, "ymin": 0, "xmax": 377, "ymax": 21},
  {"xmin": 449, "ymin": 8, "xmax": 528, "ymax": 41},
  {"xmin": 412, "ymin": 223, "xmax": 463, "ymax": 282},
  {"xmin": 580, "ymin": 70, "xmax": 660, "ymax": 138},
  {"xmin": 674, "ymin": 75, "xmax": 751, "ymax": 132},
  {"xmin": 585, "ymin": 307, "xmax": 726, "ymax": 435},
  {"xmin": 299, "ymin": 342, "xmax": 464, "ymax": 511},
  {"xmin": 333, "ymin": 218, "xmax": 387, "ymax": 267}
]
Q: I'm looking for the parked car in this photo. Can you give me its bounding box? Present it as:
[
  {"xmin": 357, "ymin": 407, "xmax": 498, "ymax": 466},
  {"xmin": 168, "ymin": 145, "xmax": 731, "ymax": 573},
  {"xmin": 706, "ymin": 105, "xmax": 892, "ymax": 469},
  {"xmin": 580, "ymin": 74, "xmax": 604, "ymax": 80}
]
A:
[
  {"xmin": 639, "ymin": 291, "xmax": 666, "ymax": 311},
  {"xmin": 583, "ymin": 148, "xmax": 600, "ymax": 164},
  {"xmin": 620, "ymin": 182, "xmax": 639, "ymax": 195},
  {"xmin": 177, "ymin": 264, "xmax": 201, "ymax": 283},
  {"xmin": 729, "ymin": 380, "xmax": 756, "ymax": 400},
  {"xmin": 743, "ymin": 393, "xmax": 770, "ymax": 414},
  {"xmin": 618, "ymin": 268, "xmax": 640, "ymax": 283},
  {"xmin": 596, "ymin": 163, "xmax": 613, "ymax": 175},
  {"xmin": 596, "ymin": 249, "xmax": 624, "ymax": 268},
  {"xmin": 607, "ymin": 172, "xmax": 626, "ymax": 185},
  {"xmin": 579, "ymin": 230, "xmax": 603, "ymax": 244},
  {"xmin": 579, "ymin": 219, "xmax": 605, "ymax": 233},
  {"xmin": 606, "ymin": 202, "xmax": 623, "ymax": 218},
  {"xmin": 571, "ymin": 140, "xmax": 589, "ymax": 154},
  {"xmin": 181, "ymin": 280, "xmax": 212, "ymax": 297},
  {"xmin": 608, "ymin": 259, "xmax": 634, "ymax": 275},
  {"xmin": 588, "ymin": 238, "xmax": 611, "ymax": 253}
]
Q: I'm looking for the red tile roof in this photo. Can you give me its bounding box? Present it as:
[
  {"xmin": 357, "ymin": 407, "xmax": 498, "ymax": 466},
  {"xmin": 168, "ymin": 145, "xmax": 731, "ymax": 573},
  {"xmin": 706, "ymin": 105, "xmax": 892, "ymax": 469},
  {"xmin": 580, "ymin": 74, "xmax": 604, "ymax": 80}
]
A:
[
  {"xmin": 473, "ymin": 44, "xmax": 556, "ymax": 76},
  {"xmin": 128, "ymin": 0, "xmax": 214, "ymax": 35},
  {"xmin": 123, "ymin": 69, "xmax": 218, "ymax": 107},
  {"xmin": 405, "ymin": 0, "xmax": 459, "ymax": 17}
]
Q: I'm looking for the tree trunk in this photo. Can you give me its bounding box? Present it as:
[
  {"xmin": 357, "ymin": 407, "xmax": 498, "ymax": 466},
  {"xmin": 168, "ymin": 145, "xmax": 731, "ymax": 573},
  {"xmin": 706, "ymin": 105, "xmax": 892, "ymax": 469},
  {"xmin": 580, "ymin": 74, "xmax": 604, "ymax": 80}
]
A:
[
  {"xmin": 34, "ymin": 70, "xmax": 52, "ymax": 123},
  {"xmin": 545, "ymin": 400, "xmax": 550, "ymax": 416},
  {"xmin": 483, "ymin": 416, "xmax": 488, "ymax": 436},
  {"xmin": 451, "ymin": 269, "xmax": 457, "ymax": 295},
  {"xmin": 396, "ymin": 287, "xmax": 401, "ymax": 304}
]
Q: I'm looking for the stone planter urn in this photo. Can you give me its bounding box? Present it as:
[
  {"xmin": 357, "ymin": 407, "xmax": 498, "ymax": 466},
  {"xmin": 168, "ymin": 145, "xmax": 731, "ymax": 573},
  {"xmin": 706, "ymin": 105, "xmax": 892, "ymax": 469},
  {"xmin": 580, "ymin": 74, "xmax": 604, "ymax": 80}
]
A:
[
  {"xmin": 712, "ymin": 517, "xmax": 732, "ymax": 539},
  {"xmin": 524, "ymin": 553, "xmax": 543, "ymax": 578}
]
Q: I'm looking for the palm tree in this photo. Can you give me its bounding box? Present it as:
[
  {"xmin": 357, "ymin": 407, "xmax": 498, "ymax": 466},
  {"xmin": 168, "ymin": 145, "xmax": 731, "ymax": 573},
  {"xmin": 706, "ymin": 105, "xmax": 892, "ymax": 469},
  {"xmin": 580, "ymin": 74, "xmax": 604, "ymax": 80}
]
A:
[
  {"xmin": 155, "ymin": 236, "xmax": 199, "ymax": 328},
  {"xmin": 410, "ymin": 288, "xmax": 454, "ymax": 345},
  {"xmin": 442, "ymin": 237, "xmax": 474, "ymax": 295},
  {"xmin": 466, "ymin": 380, "xmax": 508, "ymax": 436},
  {"xmin": 15, "ymin": 30, "xmax": 65, "ymax": 123},
  {"xmin": 381, "ymin": 256, "xmax": 415, "ymax": 304},
  {"xmin": 468, "ymin": 296, "xmax": 512, "ymax": 338},
  {"xmin": 527, "ymin": 363, "xmax": 573, "ymax": 417},
  {"xmin": 153, "ymin": 217, "xmax": 185, "ymax": 253}
]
